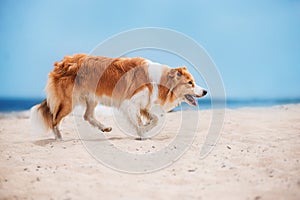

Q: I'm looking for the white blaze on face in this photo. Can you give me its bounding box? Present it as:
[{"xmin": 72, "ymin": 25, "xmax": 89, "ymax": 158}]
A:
[{"xmin": 193, "ymin": 84, "xmax": 206, "ymax": 97}]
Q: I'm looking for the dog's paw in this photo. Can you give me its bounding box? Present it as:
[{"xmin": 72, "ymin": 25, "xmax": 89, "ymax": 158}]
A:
[
  {"xmin": 55, "ymin": 137, "xmax": 63, "ymax": 141},
  {"xmin": 135, "ymin": 137, "xmax": 148, "ymax": 141},
  {"xmin": 101, "ymin": 127, "xmax": 112, "ymax": 132},
  {"xmin": 151, "ymin": 115, "xmax": 158, "ymax": 124},
  {"xmin": 136, "ymin": 126, "xmax": 153, "ymax": 140}
]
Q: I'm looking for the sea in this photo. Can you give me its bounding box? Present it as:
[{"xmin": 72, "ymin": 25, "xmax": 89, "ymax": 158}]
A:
[{"xmin": 0, "ymin": 97, "xmax": 300, "ymax": 113}]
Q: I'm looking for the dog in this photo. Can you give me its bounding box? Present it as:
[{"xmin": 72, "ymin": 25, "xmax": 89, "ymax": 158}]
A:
[{"xmin": 30, "ymin": 54, "xmax": 207, "ymax": 140}]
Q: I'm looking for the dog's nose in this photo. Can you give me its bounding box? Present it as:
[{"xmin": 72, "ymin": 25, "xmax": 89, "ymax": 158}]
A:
[{"xmin": 203, "ymin": 90, "xmax": 207, "ymax": 96}]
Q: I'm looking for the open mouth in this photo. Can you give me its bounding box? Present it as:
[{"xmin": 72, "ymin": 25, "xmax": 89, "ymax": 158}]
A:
[{"xmin": 184, "ymin": 94, "xmax": 197, "ymax": 106}]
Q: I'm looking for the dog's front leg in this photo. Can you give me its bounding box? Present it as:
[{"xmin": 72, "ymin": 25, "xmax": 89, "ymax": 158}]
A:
[
  {"xmin": 120, "ymin": 99, "xmax": 158, "ymax": 140},
  {"xmin": 119, "ymin": 102, "xmax": 147, "ymax": 139},
  {"xmin": 139, "ymin": 110, "xmax": 158, "ymax": 137}
]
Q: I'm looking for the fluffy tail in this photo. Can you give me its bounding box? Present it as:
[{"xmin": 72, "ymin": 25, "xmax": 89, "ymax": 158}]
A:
[{"xmin": 30, "ymin": 100, "xmax": 54, "ymax": 134}]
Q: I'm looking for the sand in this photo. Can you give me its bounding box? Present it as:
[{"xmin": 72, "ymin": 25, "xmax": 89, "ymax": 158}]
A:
[{"xmin": 0, "ymin": 104, "xmax": 299, "ymax": 200}]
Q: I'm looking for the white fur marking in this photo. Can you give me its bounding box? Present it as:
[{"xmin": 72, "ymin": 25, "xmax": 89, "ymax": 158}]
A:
[
  {"xmin": 147, "ymin": 60, "xmax": 163, "ymax": 103},
  {"xmin": 130, "ymin": 88, "xmax": 149, "ymax": 109},
  {"xmin": 30, "ymin": 104, "xmax": 50, "ymax": 134},
  {"xmin": 147, "ymin": 60, "xmax": 163, "ymax": 83},
  {"xmin": 194, "ymin": 84, "xmax": 204, "ymax": 96}
]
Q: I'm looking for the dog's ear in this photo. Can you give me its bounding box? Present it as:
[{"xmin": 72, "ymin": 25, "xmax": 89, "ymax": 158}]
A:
[
  {"xmin": 168, "ymin": 69, "xmax": 177, "ymax": 78},
  {"xmin": 169, "ymin": 67, "xmax": 186, "ymax": 78}
]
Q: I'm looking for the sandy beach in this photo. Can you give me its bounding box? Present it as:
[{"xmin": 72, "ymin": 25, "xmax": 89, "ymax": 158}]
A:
[{"xmin": 0, "ymin": 104, "xmax": 299, "ymax": 200}]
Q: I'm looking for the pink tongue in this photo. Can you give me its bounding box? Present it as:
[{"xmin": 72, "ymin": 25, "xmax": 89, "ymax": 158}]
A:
[
  {"xmin": 185, "ymin": 94, "xmax": 197, "ymax": 106},
  {"xmin": 191, "ymin": 98, "xmax": 197, "ymax": 106}
]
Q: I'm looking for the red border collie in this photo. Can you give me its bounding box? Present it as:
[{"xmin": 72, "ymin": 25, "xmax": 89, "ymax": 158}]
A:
[{"xmin": 31, "ymin": 54, "xmax": 207, "ymax": 140}]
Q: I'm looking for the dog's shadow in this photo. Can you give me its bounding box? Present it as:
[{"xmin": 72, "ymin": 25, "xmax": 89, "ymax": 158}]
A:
[
  {"xmin": 80, "ymin": 136, "xmax": 130, "ymax": 142},
  {"xmin": 33, "ymin": 136, "xmax": 130, "ymax": 146},
  {"xmin": 33, "ymin": 135, "xmax": 170, "ymax": 146},
  {"xmin": 33, "ymin": 138, "xmax": 57, "ymax": 146}
]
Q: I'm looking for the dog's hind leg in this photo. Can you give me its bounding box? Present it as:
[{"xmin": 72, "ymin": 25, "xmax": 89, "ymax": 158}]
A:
[
  {"xmin": 84, "ymin": 99, "xmax": 112, "ymax": 132},
  {"xmin": 52, "ymin": 100, "xmax": 73, "ymax": 140},
  {"xmin": 53, "ymin": 126, "xmax": 62, "ymax": 140}
]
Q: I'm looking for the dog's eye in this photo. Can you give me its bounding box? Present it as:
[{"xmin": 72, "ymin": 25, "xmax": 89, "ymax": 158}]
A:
[{"xmin": 188, "ymin": 81, "xmax": 193, "ymax": 85}]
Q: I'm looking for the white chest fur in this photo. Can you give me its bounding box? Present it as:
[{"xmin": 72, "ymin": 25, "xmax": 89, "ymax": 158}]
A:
[{"xmin": 147, "ymin": 60, "xmax": 164, "ymax": 104}]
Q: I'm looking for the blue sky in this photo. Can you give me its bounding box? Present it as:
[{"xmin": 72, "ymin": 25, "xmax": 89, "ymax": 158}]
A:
[{"xmin": 0, "ymin": 0, "xmax": 299, "ymax": 99}]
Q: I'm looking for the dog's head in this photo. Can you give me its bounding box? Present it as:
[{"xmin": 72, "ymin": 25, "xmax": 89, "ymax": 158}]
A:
[{"xmin": 168, "ymin": 66, "xmax": 207, "ymax": 106}]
